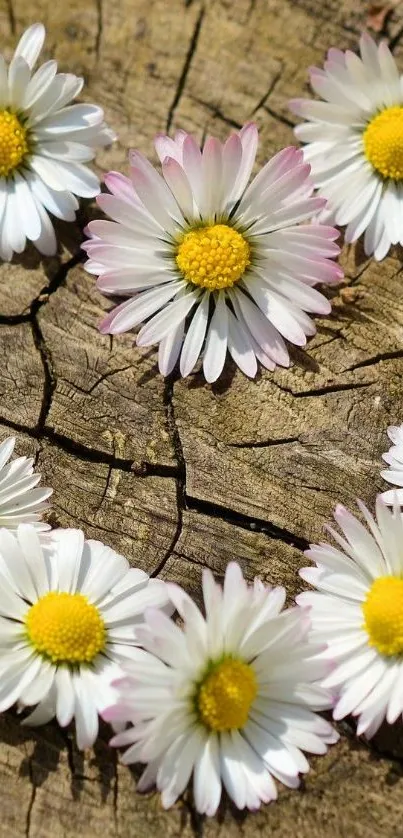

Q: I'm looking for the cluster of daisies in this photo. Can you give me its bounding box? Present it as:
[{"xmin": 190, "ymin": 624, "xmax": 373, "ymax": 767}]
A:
[
  {"xmin": 2, "ymin": 20, "xmax": 403, "ymax": 817},
  {"xmin": 0, "ymin": 428, "xmax": 403, "ymax": 815},
  {"xmin": 2, "ymin": 26, "xmax": 403, "ymax": 381}
]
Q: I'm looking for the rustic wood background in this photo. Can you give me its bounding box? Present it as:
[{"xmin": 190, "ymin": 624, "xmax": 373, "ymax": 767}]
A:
[{"xmin": 1, "ymin": 0, "xmax": 403, "ymax": 834}]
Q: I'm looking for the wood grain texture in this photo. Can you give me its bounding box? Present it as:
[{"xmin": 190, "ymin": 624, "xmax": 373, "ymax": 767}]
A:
[{"xmin": 0, "ymin": 0, "xmax": 403, "ymax": 834}]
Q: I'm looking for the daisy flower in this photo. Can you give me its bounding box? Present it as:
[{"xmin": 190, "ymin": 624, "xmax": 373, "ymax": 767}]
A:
[
  {"xmin": 0, "ymin": 436, "xmax": 51, "ymax": 532},
  {"xmin": 0, "ymin": 524, "xmax": 169, "ymax": 749},
  {"xmin": 0, "ymin": 23, "xmax": 114, "ymax": 260},
  {"xmin": 290, "ymin": 34, "xmax": 403, "ymax": 261},
  {"xmin": 380, "ymin": 423, "xmax": 403, "ymax": 504},
  {"xmin": 298, "ymin": 498, "xmax": 403, "ymax": 738},
  {"xmin": 83, "ymin": 124, "xmax": 342, "ymax": 383},
  {"xmin": 103, "ymin": 562, "xmax": 337, "ymax": 815}
]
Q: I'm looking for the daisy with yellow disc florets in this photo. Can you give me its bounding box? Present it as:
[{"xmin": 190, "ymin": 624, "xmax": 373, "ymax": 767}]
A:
[
  {"xmin": 84, "ymin": 124, "xmax": 342, "ymax": 382},
  {"xmin": 291, "ymin": 34, "xmax": 403, "ymax": 260},
  {"xmin": 298, "ymin": 498, "xmax": 403, "ymax": 738},
  {"xmin": 0, "ymin": 23, "xmax": 114, "ymax": 259},
  {"xmin": 103, "ymin": 562, "xmax": 337, "ymax": 815},
  {"xmin": 0, "ymin": 525, "xmax": 169, "ymax": 749}
]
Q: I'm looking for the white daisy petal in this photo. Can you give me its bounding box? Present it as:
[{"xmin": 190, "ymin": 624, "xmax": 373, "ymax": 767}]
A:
[
  {"xmin": 227, "ymin": 308, "xmax": 257, "ymax": 378},
  {"xmin": 0, "ymin": 655, "xmax": 43, "ymax": 712},
  {"xmin": 8, "ymin": 57, "xmax": 31, "ymax": 110},
  {"xmin": 22, "ymin": 60, "xmax": 57, "ymax": 110},
  {"xmin": 386, "ymin": 665, "xmax": 403, "ymax": 723},
  {"xmin": 55, "ymin": 666, "xmax": 75, "ymax": 726},
  {"xmin": 221, "ymin": 133, "xmax": 242, "ymax": 209},
  {"xmin": 180, "ymin": 293, "xmax": 210, "ymax": 377},
  {"xmin": 3, "ymin": 184, "xmax": 25, "ymax": 253},
  {"xmin": 101, "ymin": 280, "xmax": 185, "ymax": 336},
  {"xmin": 201, "ymin": 137, "xmax": 223, "ymax": 218},
  {"xmin": 14, "ymin": 172, "xmax": 42, "ymax": 240},
  {"xmin": 14, "ymin": 23, "xmax": 45, "ymax": 70},
  {"xmin": 243, "ymin": 278, "xmax": 307, "ymax": 346},
  {"xmin": 160, "ymin": 728, "xmax": 207, "ymax": 808},
  {"xmin": 25, "ymin": 169, "xmax": 78, "ymax": 221},
  {"xmin": 31, "ymin": 198, "xmax": 57, "ymax": 256},
  {"xmin": 52, "ymin": 528, "xmax": 84, "ymax": 592},
  {"xmin": 32, "ymin": 156, "xmax": 100, "ymax": 197},
  {"xmin": 136, "ymin": 289, "xmax": 199, "ymax": 347},
  {"xmin": 158, "ymin": 318, "xmax": 185, "ymax": 376},
  {"xmin": 155, "ymin": 132, "xmax": 185, "ymax": 165},
  {"xmin": 22, "ymin": 680, "xmax": 57, "ymax": 727},
  {"xmin": 106, "ymin": 563, "xmax": 336, "ymax": 815},
  {"xmin": 19, "ymin": 661, "xmax": 55, "ymax": 706},
  {"xmin": 162, "ymin": 156, "xmax": 194, "ymax": 219},
  {"xmin": 73, "ymin": 673, "xmax": 99, "ymax": 750},
  {"xmin": 193, "ymin": 735, "xmax": 222, "ymax": 816},
  {"xmin": 232, "ymin": 729, "xmax": 278, "ymax": 805},
  {"xmin": 203, "ymin": 292, "xmax": 228, "ymax": 383},
  {"xmin": 233, "ymin": 122, "xmax": 259, "ymax": 199},
  {"xmin": 129, "ymin": 151, "xmax": 184, "ymax": 231},
  {"xmin": 0, "ymin": 56, "xmax": 7, "ymax": 109},
  {"xmin": 181, "ymin": 134, "xmax": 204, "ymax": 212},
  {"xmin": 230, "ymin": 288, "xmax": 290, "ymax": 367}
]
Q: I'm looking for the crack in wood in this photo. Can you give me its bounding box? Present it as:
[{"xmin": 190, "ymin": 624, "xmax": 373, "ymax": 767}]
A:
[
  {"xmin": 251, "ymin": 68, "xmax": 283, "ymax": 116},
  {"xmin": 185, "ymin": 495, "xmax": 310, "ymax": 551},
  {"xmin": 112, "ymin": 749, "xmax": 119, "ymax": 830},
  {"xmin": 31, "ymin": 314, "xmax": 57, "ymax": 433},
  {"xmin": 344, "ymin": 349, "xmax": 403, "ymax": 372},
  {"xmin": 248, "ymin": 0, "xmax": 257, "ymax": 18},
  {"xmin": 262, "ymin": 104, "xmax": 295, "ymax": 129},
  {"xmin": 189, "ymin": 95, "xmax": 242, "ymax": 129},
  {"xmin": 151, "ymin": 374, "xmax": 186, "ymax": 577},
  {"xmin": 166, "ymin": 6, "xmax": 205, "ymax": 131},
  {"xmin": 0, "ymin": 415, "xmax": 180, "ymax": 478},
  {"xmin": 0, "ymin": 249, "xmax": 83, "ymax": 326},
  {"xmin": 95, "ymin": 0, "xmax": 103, "ymax": 60},
  {"xmin": 273, "ymin": 379, "xmax": 375, "ymax": 399},
  {"xmin": 388, "ymin": 21, "xmax": 403, "ymax": 52},
  {"xmin": 228, "ymin": 436, "xmax": 300, "ymax": 449},
  {"xmin": 0, "ymin": 312, "xmax": 31, "ymax": 325},
  {"xmin": 25, "ymin": 760, "xmax": 37, "ymax": 838},
  {"xmin": 183, "ymin": 796, "xmax": 205, "ymax": 838},
  {"xmin": 5, "ymin": 0, "xmax": 16, "ymax": 34}
]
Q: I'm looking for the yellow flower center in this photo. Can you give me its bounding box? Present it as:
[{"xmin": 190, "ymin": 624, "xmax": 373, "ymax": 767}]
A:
[
  {"xmin": 196, "ymin": 658, "xmax": 257, "ymax": 731},
  {"xmin": 25, "ymin": 591, "xmax": 106, "ymax": 665},
  {"xmin": 176, "ymin": 224, "xmax": 250, "ymax": 290},
  {"xmin": 362, "ymin": 576, "xmax": 403, "ymax": 656},
  {"xmin": 0, "ymin": 110, "xmax": 29, "ymax": 178},
  {"xmin": 363, "ymin": 106, "xmax": 403, "ymax": 181}
]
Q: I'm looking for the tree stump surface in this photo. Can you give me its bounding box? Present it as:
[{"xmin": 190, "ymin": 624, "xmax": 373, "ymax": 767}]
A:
[{"xmin": 1, "ymin": 0, "xmax": 403, "ymax": 835}]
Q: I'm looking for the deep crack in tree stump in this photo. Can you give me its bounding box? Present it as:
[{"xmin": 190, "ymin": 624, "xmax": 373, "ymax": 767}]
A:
[{"xmin": 1, "ymin": 0, "xmax": 403, "ymax": 835}]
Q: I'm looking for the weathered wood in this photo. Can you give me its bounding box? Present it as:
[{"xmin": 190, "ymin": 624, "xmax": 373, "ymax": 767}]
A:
[{"xmin": 1, "ymin": 0, "xmax": 403, "ymax": 834}]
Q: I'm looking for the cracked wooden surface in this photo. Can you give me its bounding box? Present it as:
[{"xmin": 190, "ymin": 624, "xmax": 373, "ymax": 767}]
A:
[{"xmin": 1, "ymin": 0, "xmax": 403, "ymax": 835}]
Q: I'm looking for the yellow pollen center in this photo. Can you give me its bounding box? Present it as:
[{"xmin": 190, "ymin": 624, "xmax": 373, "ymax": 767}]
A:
[
  {"xmin": 362, "ymin": 576, "xmax": 403, "ymax": 656},
  {"xmin": 25, "ymin": 591, "xmax": 106, "ymax": 665},
  {"xmin": 0, "ymin": 110, "xmax": 29, "ymax": 178},
  {"xmin": 176, "ymin": 224, "xmax": 250, "ymax": 290},
  {"xmin": 363, "ymin": 106, "xmax": 403, "ymax": 181},
  {"xmin": 196, "ymin": 658, "xmax": 257, "ymax": 731}
]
